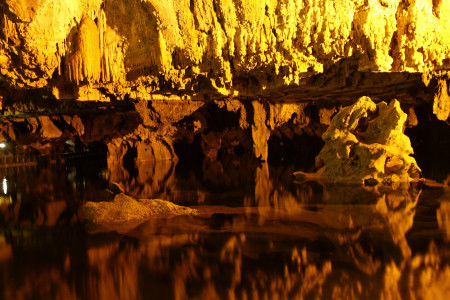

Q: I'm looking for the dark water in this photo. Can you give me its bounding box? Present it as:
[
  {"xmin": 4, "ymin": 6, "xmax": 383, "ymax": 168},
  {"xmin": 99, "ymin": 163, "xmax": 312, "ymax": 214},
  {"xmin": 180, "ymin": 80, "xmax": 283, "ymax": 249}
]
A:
[{"xmin": 1, "ymin": 159, "xmax": 450, "ymax": 300}]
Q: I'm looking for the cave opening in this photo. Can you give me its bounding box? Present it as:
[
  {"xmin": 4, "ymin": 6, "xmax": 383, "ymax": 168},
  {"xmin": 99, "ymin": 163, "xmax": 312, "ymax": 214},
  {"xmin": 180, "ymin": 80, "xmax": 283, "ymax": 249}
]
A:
[
  {"xmin": 405, "ymin": 104, "xmax": 450, "ymax": 182},
  {"xmin": 267, "ymin": 133, "xmax": 324, "ymax": 172},
  {"xmin": 173, "ymin": 135, "xmax": 204, "ymax": 166},
  {"xmin": 122, "ymin": 145, "xmax": 138, "ymax": 179}
]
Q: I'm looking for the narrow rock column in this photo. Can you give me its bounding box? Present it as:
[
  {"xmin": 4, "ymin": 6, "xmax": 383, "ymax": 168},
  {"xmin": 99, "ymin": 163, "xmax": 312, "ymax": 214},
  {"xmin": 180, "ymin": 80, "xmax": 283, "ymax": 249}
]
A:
[
  {"xmin": 251, "ymin": 101, "xmax": 270, "ymax": 161},
  {"xmin": 66, "ymin": 15, "xmax": 101, "ymax": 85},
  {"xmin": 433, "ymin": 79, "xmax": 450, "ymax": 121}
]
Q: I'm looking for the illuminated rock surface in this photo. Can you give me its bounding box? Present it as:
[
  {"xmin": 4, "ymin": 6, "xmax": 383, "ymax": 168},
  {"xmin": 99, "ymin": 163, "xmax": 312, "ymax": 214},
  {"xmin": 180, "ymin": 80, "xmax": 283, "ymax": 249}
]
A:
[
  {"xmin": 0, "ymin": 0, "xmax": 449, "ymax": 169},
  {"xmin": 314, "ymin": 96, "xmax": 421, "ymax": 184},
  {"xmin": 1, "ymin": 1, "xmax": 450, "ymax": 299},
  {"xmin": 84, "ymin": 193, "xmax": 197, "ymax": 223},
  {"xmin": 0, "ymin": 0, "xmax": 448, "ymax": 109}
]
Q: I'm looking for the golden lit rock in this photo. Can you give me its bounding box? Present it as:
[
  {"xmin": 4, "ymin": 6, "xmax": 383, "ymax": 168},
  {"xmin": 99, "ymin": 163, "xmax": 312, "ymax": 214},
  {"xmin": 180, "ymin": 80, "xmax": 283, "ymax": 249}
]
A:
[
  {"xmin": 38, "ymin": 116, "xmax": 63, "ymax": 140},
  {"xmin": 315, "ymin": 96, "xmax": 421, "ymax": 184},
  {"xmin": 433, "ymin": 78, "xmax": 450, "ymax": 121},
  {"xmin": 66, "ymin": 15, "xmax": 101, "ymax": 85},
  {"xmin": 1, "ymin": 0, "xmax": 449, "ymax": 107},
  {"xmin": 84, "ymin": 193, "xmax": 197, "ymax": 223}
]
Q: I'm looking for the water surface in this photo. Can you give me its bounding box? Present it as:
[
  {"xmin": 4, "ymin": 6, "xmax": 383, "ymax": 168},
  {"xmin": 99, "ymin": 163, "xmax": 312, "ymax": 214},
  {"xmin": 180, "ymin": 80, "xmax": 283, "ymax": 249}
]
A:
[{"xmin": 1, "ymin": 159, "xmax": 450, "ymax": 299}]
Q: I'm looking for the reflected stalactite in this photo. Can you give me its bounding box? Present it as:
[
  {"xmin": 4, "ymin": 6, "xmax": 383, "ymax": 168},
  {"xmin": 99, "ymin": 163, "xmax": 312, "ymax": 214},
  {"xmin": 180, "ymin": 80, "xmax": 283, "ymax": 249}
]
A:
[
  {"xmin": 126, "ymin": 160, "xmax": 177, "ymax": 200},
  {"xmin": 406, "ymin": 242, "xmax": 450, "ymax": 300},
  {"xmin": 253, "ymin": 163, "xmax": 272, "ymax": 208},
  {"xmin": 108, "ymin": 160, "xmax": 177, "ymax": 200},
  {"xmin": 79, "ymin": 233, "xmax": 334, "ymax": 300},
  {"xmin": 437, "ymin": 201, "xmax": 450, "ymax": 242},
  {"xmin": 4, "ymin": 226, "xmax": 449, "ymax": 300},
  {"xmin": 375, "ymin": 185, "xmax": 421, "ymax": 260},
  {"xmin": 0, "ymin": 165, "xmax": 108, "ymax": 227}
]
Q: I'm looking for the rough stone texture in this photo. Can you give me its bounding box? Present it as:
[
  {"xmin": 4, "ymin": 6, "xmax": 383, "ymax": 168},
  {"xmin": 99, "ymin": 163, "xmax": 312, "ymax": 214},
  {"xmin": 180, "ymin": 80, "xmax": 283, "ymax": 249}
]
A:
[
  {"xmin": 38, "ymin": 116, "xmax": 63, "ymax": 140},
  {"xmin": 251, "ymin": 101, "xmax": 270, "ymax": 160},
  {"xmin": 84, "ymin": 193, "xmax": 197, "ymax": 223},
  {"xmin": 433, "ymin": 78, "xmax": 450, "ymax": 121},
  {"xmin": 315, "ymin": 96, "xmax": 421, "ymax": 184},
  {"xmin": 108, "ymin": 98, "xmax": 320, "ymax": 169},
  {"xmin": 0, "ymin": 97, "xmax": 323, "ymax": 171},
  {"xmin": 0, "ymin": 0, "xmax": 449, "ymax": 112}
]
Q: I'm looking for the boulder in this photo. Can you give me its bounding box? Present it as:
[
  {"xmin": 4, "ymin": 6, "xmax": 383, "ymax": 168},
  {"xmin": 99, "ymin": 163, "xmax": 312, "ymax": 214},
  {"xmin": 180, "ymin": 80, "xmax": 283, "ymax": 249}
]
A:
[
  {"xmin": 314, "ymin": 96, "xmax": 421, "ymax": 184},
  {"xmin": 84, "ymin": 193, "xmax": 197, "ymax": 223}
]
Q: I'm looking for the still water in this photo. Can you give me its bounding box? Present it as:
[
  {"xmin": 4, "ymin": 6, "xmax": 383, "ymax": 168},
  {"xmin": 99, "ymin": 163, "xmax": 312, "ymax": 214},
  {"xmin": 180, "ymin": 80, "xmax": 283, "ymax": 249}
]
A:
[{"xmin": 1, "ymin": 158, "xmax": 450, "ymax": 300}]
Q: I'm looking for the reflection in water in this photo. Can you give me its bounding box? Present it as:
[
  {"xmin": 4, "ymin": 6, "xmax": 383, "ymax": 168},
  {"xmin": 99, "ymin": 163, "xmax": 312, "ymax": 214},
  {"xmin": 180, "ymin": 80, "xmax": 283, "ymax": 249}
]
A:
[
  {"xmin": 1, "ymin": 160, "xmax": 450, "ymax": 299},
  {"xmin": 438, "ymin": 201, "xmax": 450, "ymax": 242}
]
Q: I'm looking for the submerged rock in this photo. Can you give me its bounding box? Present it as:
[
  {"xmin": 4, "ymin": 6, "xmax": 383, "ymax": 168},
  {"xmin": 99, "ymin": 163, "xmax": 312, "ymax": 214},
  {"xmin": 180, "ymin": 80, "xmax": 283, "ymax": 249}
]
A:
[
  {"xmin": 313, "ymin": 96, "xmax": 421, "ymax": 184},
  {"xmin": 84, "ymin": 193, "xmax": 197, "ymax": 223}
]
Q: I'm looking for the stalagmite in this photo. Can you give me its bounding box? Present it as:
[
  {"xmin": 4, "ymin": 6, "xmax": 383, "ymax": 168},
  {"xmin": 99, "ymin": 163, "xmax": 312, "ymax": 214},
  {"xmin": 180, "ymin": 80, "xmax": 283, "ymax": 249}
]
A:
[
  {"xmin": 433, "ymin": 79, "xmax": 450, "ymax": 121},
  {"xmin": 309, "ymin": 96, "xmax": 421, "ymax": 185}
]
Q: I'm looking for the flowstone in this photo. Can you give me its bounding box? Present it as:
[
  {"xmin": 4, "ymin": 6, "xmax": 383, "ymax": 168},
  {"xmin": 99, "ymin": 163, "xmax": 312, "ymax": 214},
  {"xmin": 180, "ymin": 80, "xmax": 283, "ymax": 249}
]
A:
[{"xmin": 312, "ymin": 96, "xmax": 421, "ymax": 185}]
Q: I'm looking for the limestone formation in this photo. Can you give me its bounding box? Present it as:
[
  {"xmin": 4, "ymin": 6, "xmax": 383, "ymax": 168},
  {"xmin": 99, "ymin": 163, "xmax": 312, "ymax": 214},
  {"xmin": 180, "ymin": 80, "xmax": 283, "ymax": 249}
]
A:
[
  {"xmin": 84, "ymin": 193, "xmax": 197, "ymax": 223},
  {"xmin": 65, "ymin": 15, "xmax": 101, "ymax": 85},
  {"xmin": 314, "ymin": 96, "xmax": 421, "ymax": 184},
  {"xmin": 1, "ymin": 0, "xmax": 450, "ymax": 173},
  {"xmin": 0, "ymin": 0, "xmax": 449, "ymax": 112},
  {"xmin": 433, "ymin": 78, "xmax": 450, "ymax": 121}
]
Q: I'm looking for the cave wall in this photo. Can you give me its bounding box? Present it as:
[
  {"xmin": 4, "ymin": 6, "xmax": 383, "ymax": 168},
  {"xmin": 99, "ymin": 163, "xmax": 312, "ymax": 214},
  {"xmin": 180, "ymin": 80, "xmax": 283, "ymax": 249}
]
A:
[
  {"xmin": 0, "ymin": 1, "xmax": 449, "ymax": 108},
  {"xmin": 0, "ymin": 99, "xmax": 330, "ymax": 173},
  {"xmin": 0, "ymin": 0, "xmax": 450, "ymax": 172}
]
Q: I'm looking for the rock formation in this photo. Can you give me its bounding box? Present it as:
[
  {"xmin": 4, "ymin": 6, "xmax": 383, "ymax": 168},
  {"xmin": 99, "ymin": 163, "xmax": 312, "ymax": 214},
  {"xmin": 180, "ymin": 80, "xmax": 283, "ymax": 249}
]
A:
[
  {"xmin": 84, "ymin": 193, "xmax": 197, "ymax": 223},
  {"xmin": 313, "ymin": 96, "xmax": 421, "ymax": 184},
  {"xmin": 0, "ymin": 0, "xmax": 449, "ymax": 109},
  {"xmin": 0, "ymin": 0, "xmax": 449, "ymax": 178},
  {"xmin": 2, "ymin": 3, "xmax": 450, "ymax": 299}
]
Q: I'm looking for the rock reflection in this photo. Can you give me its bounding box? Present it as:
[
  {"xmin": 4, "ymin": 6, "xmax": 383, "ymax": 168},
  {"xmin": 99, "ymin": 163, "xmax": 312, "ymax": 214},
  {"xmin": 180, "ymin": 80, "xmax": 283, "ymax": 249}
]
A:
[
  {"xmin": 0, "ymin": 163, "xmax": 109, "ymax": 227},
  {"xmin": 437, "ymin": 201, "xmax": 450, "ymax": 242},
  {"xmin": 2, "ymin": 163, "xmax": 450, "ymax": 299},
  {"xmin": 109, "ymin": 160, "xmax": 177, "ymax": 201},
  {"xmin": 406, "ymin": 242, "xmax": 450, "ymax": 300}
]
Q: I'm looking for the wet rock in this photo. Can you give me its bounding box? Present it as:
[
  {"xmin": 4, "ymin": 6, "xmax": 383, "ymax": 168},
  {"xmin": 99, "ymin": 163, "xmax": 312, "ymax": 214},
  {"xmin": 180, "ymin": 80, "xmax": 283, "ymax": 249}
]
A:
[
  {"xmin": 38, "ymin": 116, "xmax": 62, "ymax": 140},
  {"xmin": 433, "ymin": 78, "xmax": 450, "ymax": 121},
  {"xmin": 84, "ymin": 193, "xmax": 197, "ymax": 223},
  {"xmin": 62, "ymin": 115, "xmax": 85, "ymax": 136},
  {"xmin": 315, "ymin": 96, "xmax": 421, "ymax": 184}
]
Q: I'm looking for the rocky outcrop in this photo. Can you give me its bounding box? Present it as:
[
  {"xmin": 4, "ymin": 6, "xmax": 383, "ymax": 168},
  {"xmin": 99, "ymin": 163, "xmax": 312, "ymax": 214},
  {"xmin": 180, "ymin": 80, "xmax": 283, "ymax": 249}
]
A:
[
  {"xmin": 433, "ymin": 77, "xmax": 450, "ymax": 121},
  {"xmin": 0, "ymin": 97, "xmax": 327, "ymax": 176},
  {"xmin": 104, "ymin": 98, "xmax": 326, "ymax": 174},
  {"xmin": 313, "ymin": 96, "xmax": 421, "ymax": 184},
  {"xmin": 84, "ymin": 193, "xmax": 197, "ymax": 223}
]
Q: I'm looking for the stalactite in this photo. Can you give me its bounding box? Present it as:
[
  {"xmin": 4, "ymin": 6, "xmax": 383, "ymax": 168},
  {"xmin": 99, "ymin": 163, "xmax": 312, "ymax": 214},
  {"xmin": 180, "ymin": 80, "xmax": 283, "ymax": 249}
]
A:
[
  {"xmin": 65, "ymin": 15, "xmax": 101, "ymax": 85},
  {"xmin": 2, "ymin": 13, "xmax": 19, "ymax": 46},
  {"xmin": 433, "ymin": 78, "xmax": 450, "ymax": 121}
]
